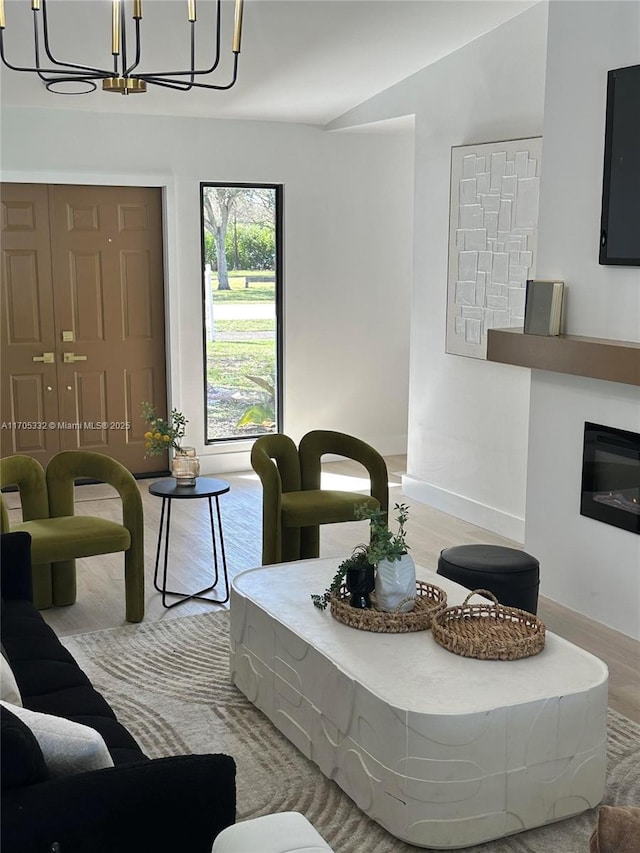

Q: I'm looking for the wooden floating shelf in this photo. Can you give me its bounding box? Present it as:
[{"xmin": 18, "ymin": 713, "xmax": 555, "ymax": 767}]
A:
[{"xmin": 486, "ymin": 328, "xmax": 640, "ymax": 387}]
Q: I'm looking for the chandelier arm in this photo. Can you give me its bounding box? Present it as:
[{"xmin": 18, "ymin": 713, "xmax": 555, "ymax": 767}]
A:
[
  {"xmin": 189, "ymin": 19, "xmax": 196, "ymax": 85},
  {"xmin": 31, "ymin": 4, "xmax": 41, "ymax": 68},
  {"xmin": 140, "ymin": 0, "xmax": 222, "ymax": 79},
  {"xmin": 119, "ymin": 0, "xmax": 128, "ymax": 80},
  {"xmin": 44, "ymin": 69, "xmax": 109, "ymax": 82},
  {"xmin": 0, "ymin": 31, "xmax": 102, "ymax": 77},
  {"xmin": 149, "ymin": 20, "xmax": 201, "ymax": 88},
  {"xmin": 140, "ymin": 53, "xmax": 238, "ymax": 92},
  {"xmin": 0, "ymin": 29, "xmax": 40, "ymax": 73},
  {"xmin": 114, "ymin": 0, "xmax": 224, "ymax": 82},
  {"xmin": 39, "ymin": 71, "xmax": 106, "ymax": 84},
  {"xmin": 0, "ymin": 33, "xmax": 24, "ymax": 72},
  {"xmin": 136, "ymin": 77, "xmax": 193, "ymax": 92},
  {"xmin": 189, "ymin": 0, "xmax": 222, "ymax": 76},
  {"xmin": 40, "ymin": 0, "xmax": 107, "ymax": 75},
  {"xmin": 124, "ymin": 17, "xmax": 142, "ymax": 76}
]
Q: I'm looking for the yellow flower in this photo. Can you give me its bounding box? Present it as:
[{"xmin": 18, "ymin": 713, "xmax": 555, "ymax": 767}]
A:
[{"xmin": 140, "ymin": 402, "xmax": 188, "ymax": 459}]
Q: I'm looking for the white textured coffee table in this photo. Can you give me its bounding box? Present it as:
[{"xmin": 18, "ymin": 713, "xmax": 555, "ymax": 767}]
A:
[{"xmin": 229, "ymin": 559, "xmax": 608, "ymax": 849}]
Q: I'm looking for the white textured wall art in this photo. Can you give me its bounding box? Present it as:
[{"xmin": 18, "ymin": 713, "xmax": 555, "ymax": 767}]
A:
[{"xmin": 446, "ymin": 137, "xmax": 542, "ymax": 359}]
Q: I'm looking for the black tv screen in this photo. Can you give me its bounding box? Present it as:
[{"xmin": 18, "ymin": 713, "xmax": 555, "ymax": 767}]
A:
[{"xmin": 599, "ymin": 64, "xmax": 640, "ymax": 266}]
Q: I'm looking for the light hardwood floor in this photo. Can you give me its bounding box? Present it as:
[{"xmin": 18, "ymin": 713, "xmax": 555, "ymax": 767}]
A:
[{"xmin": 6, "ymin": 455, "xmax": 639, "ymax": 723}]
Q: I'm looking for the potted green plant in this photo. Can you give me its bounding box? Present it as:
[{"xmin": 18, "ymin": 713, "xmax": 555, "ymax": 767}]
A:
[
  {"xmin": 311, "ymin": 503, "xmax": 415, "ymax": 613},
  {"xmin": 354, "ymin": 502, "xmax": 416, "ymax": 613},
  {"xmin": 140, "ymin": 402, "xmax": 200, "ymax": 486},
  {"xmin": 311, "ymin": 544, "xmax": 375, "ymax": 611},
  {"xmin": 355, "ymin": 502, "xmax": 409, "ymax": 562}
]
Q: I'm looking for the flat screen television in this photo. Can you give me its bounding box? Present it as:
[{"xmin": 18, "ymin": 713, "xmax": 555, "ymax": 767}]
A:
[{"xmin": 599, "ymin": 63, "xmax": 640, "ymax": 266}]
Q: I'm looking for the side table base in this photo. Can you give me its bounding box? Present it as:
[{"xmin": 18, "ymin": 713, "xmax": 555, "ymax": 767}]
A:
[{"xmin": 152, "ymin": 489, "xmax": 230, "ymax": 608}]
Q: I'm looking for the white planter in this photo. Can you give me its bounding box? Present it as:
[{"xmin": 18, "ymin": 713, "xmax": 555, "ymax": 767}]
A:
[{"xmin": 375, "ymin": 554, "xmax": 416, "ymax": 613}]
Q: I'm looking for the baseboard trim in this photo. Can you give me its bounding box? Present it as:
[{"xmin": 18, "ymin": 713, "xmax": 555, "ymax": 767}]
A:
[{"xmin": 401, "ymin": 474, "xmax": 524, "ymax": 544}]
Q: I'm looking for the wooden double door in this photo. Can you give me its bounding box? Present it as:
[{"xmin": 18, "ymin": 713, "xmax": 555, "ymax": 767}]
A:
[{"xmin": 1, "ymin": 183, "xmax": 168, "ymax": 474}]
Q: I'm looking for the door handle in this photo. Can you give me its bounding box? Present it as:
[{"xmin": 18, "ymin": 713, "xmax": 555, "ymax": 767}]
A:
[
  {"xmin": 32, "ymin": 352, "xmax": 55, "ymax": 363},
  {"xmin": 63, "ymin": 352, "xmax": 88, "ymax": 363}
]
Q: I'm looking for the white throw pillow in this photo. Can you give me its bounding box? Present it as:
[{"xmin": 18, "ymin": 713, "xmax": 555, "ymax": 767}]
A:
[
  {"xmin": 0, "ymin": 700, "xmax": 114, "ymax": 777},
  {"xmin": 0, "ymin": 654, "xmax": 23, "ymax": 707}
]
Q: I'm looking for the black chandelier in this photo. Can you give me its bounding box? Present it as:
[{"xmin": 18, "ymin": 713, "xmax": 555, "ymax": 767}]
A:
[{"xmin": 0, "ymin": 0, "xmax": 244, "ymax": 95}]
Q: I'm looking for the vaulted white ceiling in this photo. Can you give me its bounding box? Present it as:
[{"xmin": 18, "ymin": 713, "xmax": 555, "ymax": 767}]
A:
[{"xmin": 0, "ymin": 0, "xmax": 538, "ymax": 126}]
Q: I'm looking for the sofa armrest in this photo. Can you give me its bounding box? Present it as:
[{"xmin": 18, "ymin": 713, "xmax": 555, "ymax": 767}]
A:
[
  {"xmin": 0, "ymin": 532, "xmax": 33, "ymax": 602},
  {"xmin": 1, "ymin": 753, "xmax": 236, "ymax": 853}
]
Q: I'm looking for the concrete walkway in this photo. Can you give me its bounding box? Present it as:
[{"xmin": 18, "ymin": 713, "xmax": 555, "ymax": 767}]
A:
[{"xmin": 212, "ymin": 303, "xmax": 275, "ymax": 320}]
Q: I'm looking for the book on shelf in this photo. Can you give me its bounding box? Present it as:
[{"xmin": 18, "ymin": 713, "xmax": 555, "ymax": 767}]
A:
[{"xmin": 524, "ymin": 280, "xmax": 565, "ymax": 336}]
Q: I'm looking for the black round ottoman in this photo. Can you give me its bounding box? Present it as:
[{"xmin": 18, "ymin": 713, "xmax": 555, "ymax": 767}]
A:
[{"xmin": 437, "ymin": 545, "xmax": 540, "ymax": 614}]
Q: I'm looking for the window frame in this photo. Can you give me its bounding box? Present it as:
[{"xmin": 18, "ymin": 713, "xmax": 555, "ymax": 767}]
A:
[{"xmin": 200, "ymin": 181, "xmax": 284, "ymax": 445}]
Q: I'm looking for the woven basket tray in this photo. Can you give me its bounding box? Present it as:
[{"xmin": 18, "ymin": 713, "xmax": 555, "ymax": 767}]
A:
[
  {"xmin": 431, "ymin": 589, "xmax": 546, "ymax": 660},
  {"xmin": 330, "ymin": 580, "xmax": 447, "ymax": 633}
]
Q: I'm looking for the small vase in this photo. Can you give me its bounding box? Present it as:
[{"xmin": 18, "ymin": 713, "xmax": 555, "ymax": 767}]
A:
[
  {"xmin": 375, "ymin": 553, "xmax": 416, "ymax": 613},
  {"xmin": 346, "ymin": 564, "xmax": 375, "ymax": 609},
  {"xmin": 171, "ymin": 446, "xmax": 200, "ymax": 486}
]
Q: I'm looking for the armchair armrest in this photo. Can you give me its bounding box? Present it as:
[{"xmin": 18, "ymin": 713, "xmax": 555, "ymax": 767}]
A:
[
  {"xmin": 299, "ymin": 430, "xmax": 389, "ymax": 515},
  {"xmin": 251, "ymin": 434, "xmax": 301, "ymax": 565},
  {"xmin": 1, "ymin": 753, "xmax": 236, "ymax": 853},
  {"xmin": 0, "ymin": 455, "xmax": 49, "ymax": 532},
  {"xmin": 46, "ymin": 451, "xmax": 142, "ymax": 527}
]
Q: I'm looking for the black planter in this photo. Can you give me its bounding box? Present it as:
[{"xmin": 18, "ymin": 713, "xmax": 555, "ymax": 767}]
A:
[{"xmin": 346, "ymin": 564, "xmax": 375, "ymax": 609}]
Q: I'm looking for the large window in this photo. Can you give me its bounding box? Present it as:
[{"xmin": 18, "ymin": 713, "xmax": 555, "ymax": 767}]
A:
[{"xmin": 201, "ymin": 183, "xmax": 282, "ymax": 443}]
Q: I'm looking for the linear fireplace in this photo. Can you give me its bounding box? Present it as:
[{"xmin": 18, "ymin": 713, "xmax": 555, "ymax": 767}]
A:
[{"xmin": 580, "ymin": 422, "xmax": 640, "ymax": 534}]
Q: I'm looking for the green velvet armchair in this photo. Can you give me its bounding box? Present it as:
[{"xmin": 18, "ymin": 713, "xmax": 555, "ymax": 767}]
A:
[
  {"xmin": 251, "ymin": 430, "xmax": 389, "ymax": 565},
  {"xmin": 0, "ymin": 451, "xmax": 144, "ymax": 622}
]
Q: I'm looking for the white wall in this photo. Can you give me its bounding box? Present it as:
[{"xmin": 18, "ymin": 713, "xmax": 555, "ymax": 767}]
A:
[
  {"xmin": 0, "ymin": 108, "xmax": 414, "ymax": 472},
  {"xmin": 526, "ymin": 1, "xmax": 640, "ymax": 638},
  {"xmin": 331, "ymin": 4, "xmax": 549, "ymax": 541}
]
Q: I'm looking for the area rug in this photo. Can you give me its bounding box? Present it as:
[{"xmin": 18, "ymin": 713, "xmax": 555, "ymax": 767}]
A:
[{"xmin": 62, "ymin": 612, "xmax": 640, "ymax": 853}]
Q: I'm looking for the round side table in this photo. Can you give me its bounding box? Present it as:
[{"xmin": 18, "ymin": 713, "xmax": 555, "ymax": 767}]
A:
[{"xmin": 149, "ymin": 477, "xmax": 231, "ymax": 609}]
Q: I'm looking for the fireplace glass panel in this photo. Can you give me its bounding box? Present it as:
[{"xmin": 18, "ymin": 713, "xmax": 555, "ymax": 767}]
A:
[{"xmin": 580, "ymin": 422, "xmax": 640, "ymax": 534}]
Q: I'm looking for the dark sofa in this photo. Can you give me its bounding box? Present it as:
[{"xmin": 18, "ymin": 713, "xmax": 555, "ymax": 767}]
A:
[{"xmin": 1, "ymin": 531, "xmax": 236, "ymax": 853}]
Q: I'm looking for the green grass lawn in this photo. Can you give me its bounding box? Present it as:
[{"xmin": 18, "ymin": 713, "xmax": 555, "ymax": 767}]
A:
[
  {"xmin": 206, "ymin": 337, "xmax": 276, "ymax": 440},
  {"xmin": 207, "ymin": 339, "xmax": 274, "ymax": 390},
  {"xmin": 214, "ymin": 319, "xmax": 274, "ymax": 333},
  {"xmin": 206, "ymin": 271, "xmax": 277, "ymax": 439},
  {"xmin": 210, "ymin": 275, "xmax": 274, "ymax": 303}
]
